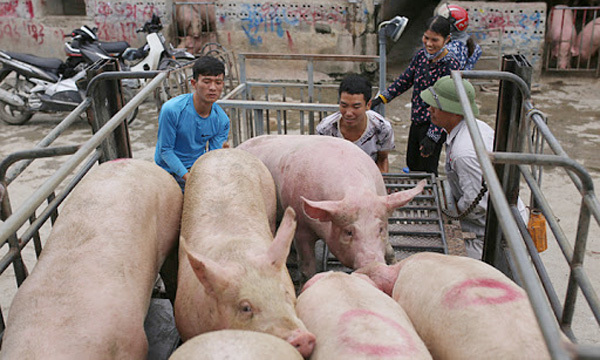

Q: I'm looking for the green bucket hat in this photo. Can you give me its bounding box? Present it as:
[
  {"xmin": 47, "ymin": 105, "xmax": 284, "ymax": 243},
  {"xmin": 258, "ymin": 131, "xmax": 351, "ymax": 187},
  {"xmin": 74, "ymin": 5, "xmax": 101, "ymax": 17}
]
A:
[{"xmin": 420, "ymin": 75, "xmax": 479, "ymax": 116}]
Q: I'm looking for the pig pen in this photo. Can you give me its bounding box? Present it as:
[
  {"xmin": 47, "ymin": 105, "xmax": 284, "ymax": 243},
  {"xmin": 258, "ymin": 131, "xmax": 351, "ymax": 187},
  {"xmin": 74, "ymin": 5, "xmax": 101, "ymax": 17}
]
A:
[
  {"xmin": 544, "ymin": 5, "xmax": 600, "ymax": 76},
  {"xmin": 0, "ymin": 54, "xmax": 599, "ymax": 359}
]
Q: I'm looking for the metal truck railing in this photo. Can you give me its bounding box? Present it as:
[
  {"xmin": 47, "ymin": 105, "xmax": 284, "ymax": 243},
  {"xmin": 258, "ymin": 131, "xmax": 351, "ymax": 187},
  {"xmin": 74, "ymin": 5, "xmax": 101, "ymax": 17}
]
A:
[
  {"xmin": 221, "ymin": 53, "xmax": 383, "ymax": 146},
  {"xmin": 0, "ymin": 60, "xmax": 193, "ymax": 340},
  {"xmin": 456, "ymin": 55, "xmax": 600, "ymax": 358}
]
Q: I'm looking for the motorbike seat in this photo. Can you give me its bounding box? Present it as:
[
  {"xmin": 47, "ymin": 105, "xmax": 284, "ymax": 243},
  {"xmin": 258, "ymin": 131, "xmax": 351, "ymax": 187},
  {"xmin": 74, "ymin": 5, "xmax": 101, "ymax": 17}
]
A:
[
  {"xmin": 99, "ymin": 41, "xmax": 130, "ymax": 56},
  {"xmin": 6, "ymin": 51, "xmax": 64, "ymax": 75}
]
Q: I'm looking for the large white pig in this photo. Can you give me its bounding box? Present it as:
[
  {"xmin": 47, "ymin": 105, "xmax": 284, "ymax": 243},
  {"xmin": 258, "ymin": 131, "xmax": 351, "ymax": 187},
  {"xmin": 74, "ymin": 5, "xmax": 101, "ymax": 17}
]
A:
[
  {"xmin": 573, "ymin": 18, "xmax": 600, "ymax": 61},
  {"xmin": 548, "ymin": 7, "xmax": 576, "ymax": 69},
  {"xmin": 173, "ymin": 148, "xmax": 315, "ymax": 358},
  {"xmin": 237, "ymin": 135, "xmax": 426, "ymax": 280},
  {"xmin": 169, "ymin": 330, "xmax": 304, "ymax": 360},
  {"xmin": 0, "ymin": 158, "xmax": 183, "ymax": 359},
  {"xmin": 360, "ymin": 252, "xmax": 566, "ymax": 359},
  {"xmin": 296, "ymin": 271, "xmax": 432, "ymax": 360}
]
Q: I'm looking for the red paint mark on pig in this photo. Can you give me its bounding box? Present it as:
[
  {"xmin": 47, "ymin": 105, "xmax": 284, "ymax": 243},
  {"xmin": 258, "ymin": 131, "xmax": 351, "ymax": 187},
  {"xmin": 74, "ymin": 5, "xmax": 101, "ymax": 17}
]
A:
[
  {"xmin": 443, "ymin": 278, "xmax": 524, "ymax": 309},
  {"xmin": 338, "ymin": 309, "xmax": 416, "ymax": 357},
  {"xmin": 300, "ymin": 272, "xmax": 329, "ymax": 293}
]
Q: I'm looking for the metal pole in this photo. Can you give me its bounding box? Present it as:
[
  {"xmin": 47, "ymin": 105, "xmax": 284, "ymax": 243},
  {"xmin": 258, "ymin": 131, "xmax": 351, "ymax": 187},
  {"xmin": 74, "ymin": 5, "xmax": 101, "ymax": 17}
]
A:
[
  {"xmin": 483, "ymin": 55, "xmax": 532, "ymax": 278},
  {"xmin": 307, "ymin": 59, "xmax": 315, "ymax": 134},
  {"xmin": 86, "ymin": 61, "xmax": 132, "ymax": 162},
  {"xmin": 451, "ymin": 71, "xmax": 571, "ymax": 360},
  {"xmin": 377, "ymin": 28, "xmax": 386, "ymax": 116}
]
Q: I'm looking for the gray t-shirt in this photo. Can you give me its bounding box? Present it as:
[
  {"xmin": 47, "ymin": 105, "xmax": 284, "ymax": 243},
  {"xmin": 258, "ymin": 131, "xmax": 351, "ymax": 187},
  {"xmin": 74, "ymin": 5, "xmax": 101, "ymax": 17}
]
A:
[{"xmin": 316, "ymin": 110, "xmax": 395, "ymax": 162}]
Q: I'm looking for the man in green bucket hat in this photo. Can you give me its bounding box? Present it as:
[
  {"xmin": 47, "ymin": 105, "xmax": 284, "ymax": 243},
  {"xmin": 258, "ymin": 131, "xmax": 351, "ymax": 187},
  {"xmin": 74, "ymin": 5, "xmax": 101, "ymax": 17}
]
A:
[{"xmin": 420, "ymin": 75, "xmax": 527, "ymax": 259}]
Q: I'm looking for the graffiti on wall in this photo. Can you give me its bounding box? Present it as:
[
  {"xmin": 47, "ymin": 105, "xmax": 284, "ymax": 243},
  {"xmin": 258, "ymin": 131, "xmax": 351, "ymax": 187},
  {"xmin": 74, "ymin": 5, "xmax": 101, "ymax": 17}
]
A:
[
  {"xmin": 93, "ymin": 1, "xmax": 166, "ymax": 43},
  {"xmin": 472, "ymin": 9, "xmax": 544, "ymax": 47},
  {"xmin": 0, "ymin": 0, "xmax": 43, "ymax": 45},
  {"xmin": 458, "ymin": 3, "xmax": 546, "ymax": 69},
  {"xmin": 0, "ymin": 0, "xmax": 33, "ymax": 18},
  {"xmin": 0, "ymin": 0, "xmax": 166, "ymax": 49},
  {"xmin": 216, "ymin": 2, "xmax": 363, "ymax": 46}
]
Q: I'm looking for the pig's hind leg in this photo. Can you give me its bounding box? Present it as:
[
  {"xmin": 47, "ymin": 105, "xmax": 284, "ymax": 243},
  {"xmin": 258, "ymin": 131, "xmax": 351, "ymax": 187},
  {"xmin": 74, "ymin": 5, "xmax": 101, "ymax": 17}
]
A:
[{"xmin": 293, "ymin": 229, "xmax": 318, "ymax": 284}]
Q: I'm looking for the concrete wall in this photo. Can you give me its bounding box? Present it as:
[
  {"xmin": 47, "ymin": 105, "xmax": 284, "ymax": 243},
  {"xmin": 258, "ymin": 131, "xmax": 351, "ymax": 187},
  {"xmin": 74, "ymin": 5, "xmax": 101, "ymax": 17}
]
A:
[
  {"xmin": 0, "ymin": 0, "xmax": 379, "ymax": 73},
  {"xmin": 214, "ymin": 1, "xmax": 375, "ymax": 53},
  {"xmin": 175, "ymin": 0, "xmax": 380, "ymax": 75},
  {"xmin": 0, "ymin": 0, "xmax": 547, "ymax": 77},
  {"xmin": 0, "ymin": 0, "xmax": 171, "ymax": 59},
  {"xmin": 435, "ymin": 1, "xmax": 547, "ymax": 75}
]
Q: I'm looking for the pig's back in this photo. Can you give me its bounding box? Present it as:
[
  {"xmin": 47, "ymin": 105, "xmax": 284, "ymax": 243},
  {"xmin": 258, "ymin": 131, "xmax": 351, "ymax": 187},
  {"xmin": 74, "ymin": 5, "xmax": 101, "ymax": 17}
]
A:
[
  {"xmin": 297, "ymin": 271, "xmax": 432, "ymax": 360},
  {"xmin": 392, "ymin": 252, "xmax": 552, "ymax": 359},
  {"xmin": 169, "ymin": 330, "xmax": 304, "ymax": 360},
  {"xmin": 1, "ymin": 159, "xmax": 183, "ymax": 359},
  {"xmin": 237, "ymin": 135, "xmax": 386, "ymax": 198},
  {"xmin": 181, "ymin": 148, "xmax": 277, "ymax": 251}
]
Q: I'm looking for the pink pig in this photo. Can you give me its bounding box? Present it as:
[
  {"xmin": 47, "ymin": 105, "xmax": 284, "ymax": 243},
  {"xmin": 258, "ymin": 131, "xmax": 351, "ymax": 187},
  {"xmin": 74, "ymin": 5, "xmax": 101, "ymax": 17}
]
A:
[
  {"xmin": 296, "ymin": 271, "xmax": 432, "ymax": 360},
  {"xmin": 173, "ymin": 149, "xmax": 315, "ymax": 358},
  {"xmin": 573, "ymin": 18, "xmax": 600, "ymax": 61},
  {"xmin": 169, "ymin": 330, "xmax": 304, "ymax": 360},
  {"xmin": 548, "ymin": 7, "xmax": 577, "ymax": 69},
  {"xmin": 358, "ymin": 252, "xmax": 570, "ymax": 359},
  {"xmin": 237, "ymin": 135, "xmax": 426, "ymax": 280},
  {"xmin": 1, "ymin": 159, "xmax": 183, "ymax": 359}
]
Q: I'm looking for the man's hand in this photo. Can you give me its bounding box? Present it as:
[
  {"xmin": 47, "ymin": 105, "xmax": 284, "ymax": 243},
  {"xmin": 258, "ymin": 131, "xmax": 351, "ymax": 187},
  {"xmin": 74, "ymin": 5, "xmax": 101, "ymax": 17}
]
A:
[
  {"xmin": 182, "ymin": 172, "xmax": 190, "ymax": 181},
  {"xmin": 419, "ymin": 137, "xmax": 437, "ymax": 158}
]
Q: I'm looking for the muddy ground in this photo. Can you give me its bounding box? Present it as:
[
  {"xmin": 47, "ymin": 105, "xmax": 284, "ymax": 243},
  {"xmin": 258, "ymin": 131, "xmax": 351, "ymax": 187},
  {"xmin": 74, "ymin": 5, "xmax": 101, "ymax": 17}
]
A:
[{"xmin": 0, "ymin": 71, "xmax": 599, "ymax": 348}]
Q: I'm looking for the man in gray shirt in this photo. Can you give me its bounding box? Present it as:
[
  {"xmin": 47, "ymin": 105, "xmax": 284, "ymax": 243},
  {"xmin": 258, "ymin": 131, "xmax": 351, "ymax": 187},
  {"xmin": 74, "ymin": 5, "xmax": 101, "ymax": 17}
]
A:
[
  {"xmin": 317, "ymin": 74, "xmax": 395, "ymax": 172},
  {"xmin": 421, "ymin": 75, "xmax": 527, "ymax": 259}
]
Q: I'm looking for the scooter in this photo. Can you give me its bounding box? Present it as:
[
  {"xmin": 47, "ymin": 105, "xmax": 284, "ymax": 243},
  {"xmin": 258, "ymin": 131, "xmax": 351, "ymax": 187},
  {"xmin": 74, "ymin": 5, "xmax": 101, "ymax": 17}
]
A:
[
  {"xmin": 65, "ymin": 14, "xmax": 194, "ymax": 112},
  {"xmin": 66, "ymin": 14, "xmax": 194, "ymax": 73},
  {"xmin": 0, "ymin": 33, "xmax": 113, "ymax": 125}
]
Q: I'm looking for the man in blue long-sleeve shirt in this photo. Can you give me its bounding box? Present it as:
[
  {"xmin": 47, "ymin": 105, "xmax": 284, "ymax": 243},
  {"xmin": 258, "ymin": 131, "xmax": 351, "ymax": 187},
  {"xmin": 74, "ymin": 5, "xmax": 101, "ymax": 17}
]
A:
[{"xmin": 154, "ymin": 56, "xmax": 230, "ymax": 191}]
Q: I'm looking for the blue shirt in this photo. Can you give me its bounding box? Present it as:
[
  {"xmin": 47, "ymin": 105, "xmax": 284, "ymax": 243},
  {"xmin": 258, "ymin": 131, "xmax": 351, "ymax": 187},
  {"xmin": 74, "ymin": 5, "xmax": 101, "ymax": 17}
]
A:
[
  {"xmin": 154, "ymin": 93, "xmax": 230, "ymax": 177},
  {"xmin": 446, "ymin": 39, "xmax": 482, "ymax": 71}
]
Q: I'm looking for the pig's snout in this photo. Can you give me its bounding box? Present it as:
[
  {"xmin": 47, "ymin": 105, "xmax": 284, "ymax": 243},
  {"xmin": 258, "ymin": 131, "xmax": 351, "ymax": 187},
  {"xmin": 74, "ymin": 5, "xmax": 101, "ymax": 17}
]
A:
[
  {"xmin": 353, "ymin": 249, "xmax": 385, "ymax": 270},
  {"xmin": 287, "ymin": 329, "xmax": 316, "ymax": 358}
]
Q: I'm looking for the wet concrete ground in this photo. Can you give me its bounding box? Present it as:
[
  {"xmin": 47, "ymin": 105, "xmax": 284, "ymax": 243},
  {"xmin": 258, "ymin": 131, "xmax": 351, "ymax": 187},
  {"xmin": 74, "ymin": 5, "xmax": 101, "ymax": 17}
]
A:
[{"xmin": 0, "ymin": 73, "xmax": 599, "ymax": 347}]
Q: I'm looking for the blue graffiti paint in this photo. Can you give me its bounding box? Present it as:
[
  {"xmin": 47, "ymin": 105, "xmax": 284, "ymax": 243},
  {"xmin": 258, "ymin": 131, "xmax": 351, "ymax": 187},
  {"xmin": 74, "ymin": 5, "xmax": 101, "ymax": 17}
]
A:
[{"xmin": 242, "ymin": 25, "xmax": 262, "ymax": 46}]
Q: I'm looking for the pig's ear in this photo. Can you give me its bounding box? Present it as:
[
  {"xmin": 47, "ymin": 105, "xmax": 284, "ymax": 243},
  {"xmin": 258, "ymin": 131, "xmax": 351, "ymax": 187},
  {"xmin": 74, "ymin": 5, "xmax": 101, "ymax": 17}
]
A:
[
  {"xmin": 268, "ymin": 207, "xmax": 297, "ymax": 269},
  {"xmin": 302, "ymin": 196, "xmax": 343, "ymax": 223},
  {"xmin": 384, "ymin": 179, "xmax": 426, "ymax": 212},
  {"xmin": 184, "ymin": 239, "xmax": 232, "ymax": 297}
]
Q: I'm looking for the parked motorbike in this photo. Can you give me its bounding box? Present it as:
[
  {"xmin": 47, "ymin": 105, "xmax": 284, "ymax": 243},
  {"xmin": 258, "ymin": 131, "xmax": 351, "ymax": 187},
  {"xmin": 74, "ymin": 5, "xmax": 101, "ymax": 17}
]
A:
[
  {"xmin": 65, "ymin": 14, "xmax": 195, "ymax": 112},
  {"xmin": 0, "ymin": 33, "xmax": 113, "ymax": 125}
]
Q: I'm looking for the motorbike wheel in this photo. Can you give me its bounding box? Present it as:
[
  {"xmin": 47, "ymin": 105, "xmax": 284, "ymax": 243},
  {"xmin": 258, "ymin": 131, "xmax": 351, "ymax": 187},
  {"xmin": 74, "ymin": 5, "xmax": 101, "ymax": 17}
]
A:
[
  {"xmin": 154, "ymin": 59, "xmax": 184, "ymax": 114},
  {"xmin": 121, "ymin": 86, "xmax": 139, "ymax": 125},
  {"xmin": 0, "ymin": 78, "xmax": 34, "ymax": 125}
]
